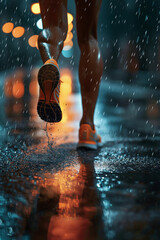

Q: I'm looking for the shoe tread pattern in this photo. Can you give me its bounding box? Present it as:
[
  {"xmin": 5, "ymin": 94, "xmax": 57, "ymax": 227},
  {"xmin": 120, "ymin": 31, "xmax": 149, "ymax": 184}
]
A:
[{"xmin": 37, "ymin": 64, "xmax": 62, "ymax": 122}]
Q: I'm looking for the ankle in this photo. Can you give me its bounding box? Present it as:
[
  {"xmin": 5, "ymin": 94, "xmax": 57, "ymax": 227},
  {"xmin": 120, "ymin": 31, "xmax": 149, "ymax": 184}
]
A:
[
  {"xmin": 44, "ymin": 58, "xmax": 59, "ymax": 70},
  {"xmin": 80, "ymin": 119, "xmax": 95, "ymax": 130}
]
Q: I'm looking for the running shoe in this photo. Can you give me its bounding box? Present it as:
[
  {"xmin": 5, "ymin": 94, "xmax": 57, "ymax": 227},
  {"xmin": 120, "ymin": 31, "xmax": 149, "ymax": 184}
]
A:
[
  {"xmin": 37, "ymin": 59, "xmax": 62, "ymax": 122},
  {"xmin": 77, "ymin": 124, "xmax": 102, "ymax": 150}
]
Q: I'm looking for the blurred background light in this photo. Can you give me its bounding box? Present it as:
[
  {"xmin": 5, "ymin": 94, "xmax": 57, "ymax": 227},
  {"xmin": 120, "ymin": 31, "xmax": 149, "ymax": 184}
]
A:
[
  {"xmin": 29, "ymin": 68, "xmax": 39, "ymax": 99},
  {"xmin": 12, "ymin": 26, "xmax": 25, "ymax": 38},
  {"xmin": 63, "ymin": 45, "xmax": 72, "ymax": 51},
  {"xmin": 29, "ymin": 80, "xmax": 39, "ymax": 97},
  {"xmin": 60, "ymin": 68, "xmax": 72, "ymax": 96},
  {"xmin": 62, "ymin": 13, "xmax": 74, "ymax": 58},
  {"xmin": 62, "ymin": 48, "xmax": 73, "ymax": 58},
  {"xmin": 36, "ymin": 18, "xmax": 43, "ymax": 30},
  {"xmin": 67, "ymin": 13, "xmax": 73, "ymax": 25},
  {"xmin": 4, "ymin": 77, "xmax": 13, "ymax": 98},
  {"xmin": 12, "ymin": 81, "xmax": 24, "ymax": 99},
  {"xmin": 63, "ymin": 40, "xmax": 73, "ymax": 48},
  {"xmin": 31, "ymin": 3, "xmax": 41, "ymax": 15},
  {"xmin": 2, "ymin": 22, "xmax": 14, "ymax": 33},
  {"xmin": 4, "ymin": 70, "xmax": 25, "ymax": 99},
  {"xmin": 60, "ymin": 68, "xmax": 72, "ymax": 122},
  {"xmin": 68, "ymin": 23, "xmax": 73, "ymax": 32},
  {"xmin": 28, "ymin": 35, "xmax": 39, "ymax": 48},
  {"xmin": 64, "ymin": 32, "xmax": 73, "ymax": 43}
]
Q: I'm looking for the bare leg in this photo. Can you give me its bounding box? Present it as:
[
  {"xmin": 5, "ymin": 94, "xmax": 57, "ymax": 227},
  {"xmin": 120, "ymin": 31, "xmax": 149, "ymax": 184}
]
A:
[
  {"xmin": 75, "ymin": 0, "xmax": 103, "ymax": 130},
  {"xmin": 37, "ymin": 0, "xmax": 68, "ymax": 122},
  {"xmin": 38, "ymin": 0, "xmax": 68, "ymax": 63}
]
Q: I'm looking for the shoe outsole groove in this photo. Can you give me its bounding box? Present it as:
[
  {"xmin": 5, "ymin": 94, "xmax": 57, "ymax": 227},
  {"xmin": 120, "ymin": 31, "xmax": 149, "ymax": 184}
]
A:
[{"xmin": 37, "ymin": 101, "xmax": 62, "ymax": 122}]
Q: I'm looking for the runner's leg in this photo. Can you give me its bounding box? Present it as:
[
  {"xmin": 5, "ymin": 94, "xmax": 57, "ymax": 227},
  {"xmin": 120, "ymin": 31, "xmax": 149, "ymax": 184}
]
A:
[
  {"xmin": 75, "ymin": 0, "xmax": 103, "ymax": 130},
  {"xmin": 38, "ymin": 0, "xmax": 68, "ymax": 63},
  {"xmin": 37, "ymin": 0, "xmax": 68, "ymax": 122}
]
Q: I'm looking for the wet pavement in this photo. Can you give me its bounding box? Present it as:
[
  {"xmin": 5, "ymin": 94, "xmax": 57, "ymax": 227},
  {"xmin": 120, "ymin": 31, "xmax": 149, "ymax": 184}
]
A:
[{"xmin": 0, "ymin": 71, "xmax": 160, "ymax": 240}]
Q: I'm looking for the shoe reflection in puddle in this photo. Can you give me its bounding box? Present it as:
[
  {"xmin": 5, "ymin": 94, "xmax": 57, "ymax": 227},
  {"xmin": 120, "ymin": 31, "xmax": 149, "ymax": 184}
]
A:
[{"xmin": 29, "ymin": 151, "xmax": 104, "ymax": 240}]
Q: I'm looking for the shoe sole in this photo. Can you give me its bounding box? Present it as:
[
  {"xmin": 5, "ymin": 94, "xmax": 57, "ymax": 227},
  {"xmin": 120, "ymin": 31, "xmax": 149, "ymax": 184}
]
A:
[
  {"xmin": 37, "ymin": 64, "xmax": 62, "ymax": 123},
  {"xmin": 77, "ymin": 142, "xmax": 97, "ymax": 150},
  {"xmin": 77, "ymin": 141, "xmax": 103, "ymax": 150},
  {"xmin": 97, "ymin": 142, "xmax": 103, "ymax": 147}
]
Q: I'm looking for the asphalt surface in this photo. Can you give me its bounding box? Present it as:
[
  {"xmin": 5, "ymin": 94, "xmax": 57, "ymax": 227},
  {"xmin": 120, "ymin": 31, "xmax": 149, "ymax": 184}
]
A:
[{"xmin": 0, "ymin": 78, "xmax": 160, "ymax": 240}]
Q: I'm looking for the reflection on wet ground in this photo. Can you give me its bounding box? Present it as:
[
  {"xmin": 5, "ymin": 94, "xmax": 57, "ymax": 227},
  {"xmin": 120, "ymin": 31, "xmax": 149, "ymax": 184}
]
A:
[{"xmin": 0, "ymin": 71, "xmax": 160, "ymax": 240}]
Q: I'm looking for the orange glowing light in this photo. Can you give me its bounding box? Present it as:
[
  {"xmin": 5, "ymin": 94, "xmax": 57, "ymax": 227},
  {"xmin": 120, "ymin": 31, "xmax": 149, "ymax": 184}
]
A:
[
  {"xmin": 12, "ymin": 27, "xmax": 25, "ymax": 38},
  {"xmin": 68, "ymin": 23, "xmax": 73, "ymax": 32},
  {"xmin": 29, "ymin": 80, "xmax": 39, "ymax": 97},
  {"xmin": 60, "ymin": 69, "xmax": 73, "ymax": 123},
  {"xmin": 64, "ymin": 32, "xmax": 73, "ymax": 42},
  {"xmin": 30, "ymin": 68, "xmax": 39, "ymax": 81},
  {"xmin": 63, "ymin": 40, "xmax": 73, "ymax": 48},
  {"xmin": 28, "ymin": 35, "xmax": 39, "ymax": 48},
  {"xmin": 60, "ymin": 69, "xmax": 72, "ymax": 97},
  {"xmin": 31, "ymin": 3, "xmax": 41, "ymax": 14},
  {"xmin": 2, "ymin": 22, "xmax": 14, "ymax": 33},
  {"xmin": 12, "ymin": 82, "xmax": 24, "ymax": 98},
  {"xmin": 67, "ymin": 13, "xmax": 73, "ymax": 24}
]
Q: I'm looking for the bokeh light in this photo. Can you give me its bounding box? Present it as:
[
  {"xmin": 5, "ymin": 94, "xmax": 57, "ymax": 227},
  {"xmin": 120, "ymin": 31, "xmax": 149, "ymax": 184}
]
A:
[
  {"xmin": 60, "ymin": 69, "xmax": 72, "ymax": 97},
  {"xmin": 65, "ymin": 32, "xmax": 73, "ymax": 43},
  {"xmin": 62, "ymin": 48, "xmax": 73, "ymax": 58},
  {"xmin": 12, "ymin": 27, "xmax": 25, "ymax": 38},
  {"xmin": 2, "ymin": 22, "xmax": 14, "ymax": 33},
  {"xmin": 63, "ymin": 40, "xmax": 73, "ymax": 48},
  {"xmin": 60, "ymin": 68, "xmax": 73, "ymax": 122},
  {"xmin": 28, "ymin": 35, "xmax": 39, "ymax": 48},
  {"xmin": 63, "ymin": 45, "xmax": 72, "ymax": 51},
  {"xmin": 12, "ymin": 81, "xmax": 24, "ymax": 99},
  {"xmin": 62, "ymin": 14, "xmax": 74, "ymax": 58},
  {"xmin": 36, "ymin": 18, "xmax": 43, "ymax": 29},
  {"xmin": 67, "ymin": 13, "xmax": 73, "ymax": 25},
  {"xmin": 31, "ymin": 3, "xmax": 41, "ymax": 14},
  {"xmin": 68, "ymin": 23, "xmax": 73, "ymax": 33},
  {"xmin": 29, "ymin": 80, "xmax": 39, "ymax": 97},
  {"xmin": 29, "ymin": 68, "xmax": 39, "ymax": 97}
]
